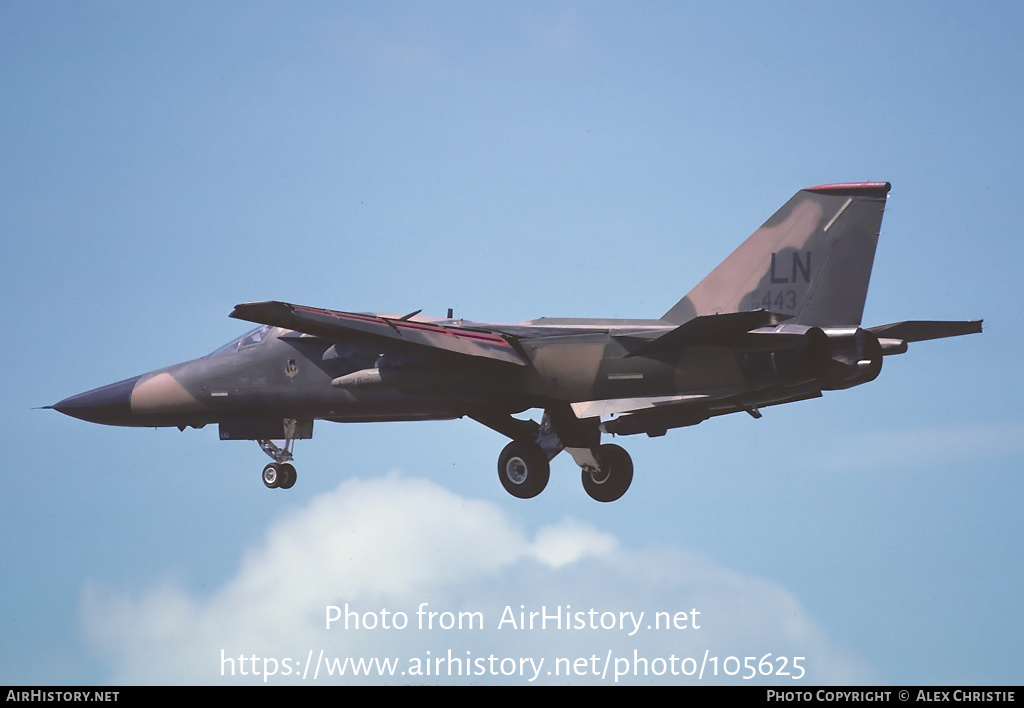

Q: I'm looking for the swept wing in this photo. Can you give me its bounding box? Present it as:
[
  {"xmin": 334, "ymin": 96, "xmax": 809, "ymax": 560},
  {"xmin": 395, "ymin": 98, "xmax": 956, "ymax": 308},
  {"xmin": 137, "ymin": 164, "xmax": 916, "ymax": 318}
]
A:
[{"xmin": 230, "ymin": 300, "xmax": 529, "ymax": 366}]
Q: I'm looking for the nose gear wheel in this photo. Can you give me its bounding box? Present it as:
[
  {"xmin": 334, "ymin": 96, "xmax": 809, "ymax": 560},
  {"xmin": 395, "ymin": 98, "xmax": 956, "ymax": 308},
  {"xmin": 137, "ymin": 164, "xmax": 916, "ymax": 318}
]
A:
[{"xmin": 262, "ymin": 462, "xmax": 297, "ymax": 489}]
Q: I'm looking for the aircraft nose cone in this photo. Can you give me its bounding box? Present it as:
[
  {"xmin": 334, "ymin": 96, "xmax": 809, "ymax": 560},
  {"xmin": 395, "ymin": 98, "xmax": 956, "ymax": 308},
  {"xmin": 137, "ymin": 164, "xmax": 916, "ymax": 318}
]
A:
[{"xmin": 52, "ymin": 375, "xmax": 142, "ymax": 425}]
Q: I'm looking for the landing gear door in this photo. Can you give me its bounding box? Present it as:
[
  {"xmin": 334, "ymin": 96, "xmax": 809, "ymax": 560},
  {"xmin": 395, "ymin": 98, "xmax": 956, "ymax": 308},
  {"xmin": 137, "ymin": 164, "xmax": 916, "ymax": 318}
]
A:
[{"xmin": 219, "ymin": 418, "xmax": 314, "ymax": 440}]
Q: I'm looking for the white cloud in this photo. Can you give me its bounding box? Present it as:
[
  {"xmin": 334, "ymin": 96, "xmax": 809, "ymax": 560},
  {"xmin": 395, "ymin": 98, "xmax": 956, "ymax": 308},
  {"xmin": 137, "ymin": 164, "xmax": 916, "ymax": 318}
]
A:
[{"xmin": 82, "ymin": 473, "xmax": 874, "ymax": 684}]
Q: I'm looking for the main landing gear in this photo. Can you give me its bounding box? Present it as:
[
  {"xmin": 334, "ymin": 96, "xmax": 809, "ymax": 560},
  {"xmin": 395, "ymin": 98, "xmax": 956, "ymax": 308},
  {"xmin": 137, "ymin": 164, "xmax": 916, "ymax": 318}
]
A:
[
  {"xmin": 497, "ymin": 440, "xmax": 550, "ymax": 499},
  {"xmin": 580, "ymin": 443, "xmax": 633, "ymax": 503},
  {"xmin": 482, "ymin": 408, "xmax": 635, "ymax": 503},
  {"xmin": 496, "ymin": 440, "xmax": 632, "ymax": 502}
]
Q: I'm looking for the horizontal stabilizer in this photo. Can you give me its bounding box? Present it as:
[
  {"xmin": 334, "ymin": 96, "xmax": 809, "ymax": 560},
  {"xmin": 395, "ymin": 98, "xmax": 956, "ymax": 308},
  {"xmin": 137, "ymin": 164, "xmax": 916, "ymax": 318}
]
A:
[
  {"xmin": 868, "ymin": 320, "xmax": 982, "ymax": 343},
  {"xmin": 626, "ymin": 309, "xmax": 790, "ymax": 357},
  {"xmin": 231, "ymin": 301, "xmax": 528, "ymax": 366}
]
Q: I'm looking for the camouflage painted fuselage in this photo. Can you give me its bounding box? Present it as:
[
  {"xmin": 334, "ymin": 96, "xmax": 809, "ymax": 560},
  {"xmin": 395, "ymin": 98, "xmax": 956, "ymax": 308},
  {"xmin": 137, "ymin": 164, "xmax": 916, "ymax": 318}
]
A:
[{"xmin": 52, "ymin": 182, "xmax": 980, "ymax": 500}]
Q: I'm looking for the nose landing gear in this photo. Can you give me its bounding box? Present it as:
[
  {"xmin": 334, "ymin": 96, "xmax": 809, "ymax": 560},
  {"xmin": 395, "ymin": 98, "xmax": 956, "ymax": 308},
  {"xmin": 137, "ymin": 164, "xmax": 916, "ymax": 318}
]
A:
[{"xmin": 256, "ymin": 419, "xmax": 302, "ymax": 490}]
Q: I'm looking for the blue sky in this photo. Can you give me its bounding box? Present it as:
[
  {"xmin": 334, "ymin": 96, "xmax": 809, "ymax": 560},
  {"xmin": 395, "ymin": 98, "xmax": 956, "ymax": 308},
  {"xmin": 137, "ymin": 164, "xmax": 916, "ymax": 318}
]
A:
[{"xmin": 2, "ymin": 2, "xmax": 1020, "ymax": 684}]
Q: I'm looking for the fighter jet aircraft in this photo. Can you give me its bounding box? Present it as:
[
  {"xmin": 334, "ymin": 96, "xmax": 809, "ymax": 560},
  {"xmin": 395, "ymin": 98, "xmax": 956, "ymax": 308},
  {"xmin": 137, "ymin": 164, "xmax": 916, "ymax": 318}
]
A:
[{"xmin": 51, "ymin": 182, "xmax": 980, "ymax": 502}]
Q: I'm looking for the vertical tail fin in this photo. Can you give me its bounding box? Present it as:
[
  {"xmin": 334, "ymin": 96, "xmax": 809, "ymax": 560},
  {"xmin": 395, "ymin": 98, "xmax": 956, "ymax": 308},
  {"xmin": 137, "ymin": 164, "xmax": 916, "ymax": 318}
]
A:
[{"xmin": 662, "ymin": 182, "xmax": 891, "ymax": 327}]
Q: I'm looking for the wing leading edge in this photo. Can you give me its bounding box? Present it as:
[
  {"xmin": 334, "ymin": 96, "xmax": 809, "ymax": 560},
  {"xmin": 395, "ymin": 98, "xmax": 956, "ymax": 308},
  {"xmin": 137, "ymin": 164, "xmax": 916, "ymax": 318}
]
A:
[{"xmin": 230, "ymin": 301, "xmax": 529, "ymax": 366}]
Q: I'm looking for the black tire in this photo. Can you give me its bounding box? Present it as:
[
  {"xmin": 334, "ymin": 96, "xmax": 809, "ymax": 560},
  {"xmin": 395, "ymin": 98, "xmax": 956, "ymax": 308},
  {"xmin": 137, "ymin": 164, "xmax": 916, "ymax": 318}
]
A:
[
  {"xmin": 497, "ymin": 441, "xmax": 550, "ymax": 499},
  {"xmin": 262, "ymin": 463, "xmax": 281, "ymax": 489},
  {"xmin": 582, "ymin": 444, "xmax": 634, "ymax": 502},
  {"xmin": 279, "ymin": 463, "xmax": 297, "ymax": 489}
]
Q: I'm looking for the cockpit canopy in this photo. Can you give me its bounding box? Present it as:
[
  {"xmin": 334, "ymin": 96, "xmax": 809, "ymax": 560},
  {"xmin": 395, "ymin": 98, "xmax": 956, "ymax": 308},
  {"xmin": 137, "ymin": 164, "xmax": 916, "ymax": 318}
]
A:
[{"xmin": 207, "ymin": 324, "xmax": 274, "ymax": 357}]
